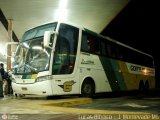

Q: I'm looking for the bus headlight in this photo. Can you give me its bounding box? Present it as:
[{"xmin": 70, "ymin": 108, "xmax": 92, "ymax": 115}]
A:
[{"xmin": 35, "ymin": 75, "xmax": 53, "ymax": 82}]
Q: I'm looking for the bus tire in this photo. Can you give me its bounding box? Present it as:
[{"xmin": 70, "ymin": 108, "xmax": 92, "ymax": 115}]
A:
[
  {"xmin": 144, "ymin": 80, "xmax": 149, "ymax": 93},
  {"xmin": 138, "ymin": 80, "xmax": 145, "ymax": 94},
  {"xmin": 14, "ymin": 93, "xmax": 25, "ymax": 98},
  {"xmin": 14, "ymin": 93, "xmax": 18, "ymax": 97},
  {"xmin": 81, "ymin": 79, "xmax": 95, "ymax": 98}
]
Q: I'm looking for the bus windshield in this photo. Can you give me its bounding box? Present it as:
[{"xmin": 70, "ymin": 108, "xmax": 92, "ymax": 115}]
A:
[
  {"xmin": 13, "ymin": 38, "xmax": 51, "ymax": 74},
  {"xmin": 12, "ymin": 23, "xmax": 57, "ymax": 74}
]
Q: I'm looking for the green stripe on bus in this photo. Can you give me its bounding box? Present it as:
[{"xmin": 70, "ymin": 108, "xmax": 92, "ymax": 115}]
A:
[
  {"xmin": 99, "ymin": 57, "xmax": 127, "ymax": 91},
  {"xmin": 110, "ymin": 60, "xmax": 127, "ymax": 91}
]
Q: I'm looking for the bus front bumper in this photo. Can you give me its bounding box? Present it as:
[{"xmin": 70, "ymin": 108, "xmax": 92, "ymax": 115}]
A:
[{"xmin": 12, "ymin": 81, "xmax": 53, "ymax": 96}]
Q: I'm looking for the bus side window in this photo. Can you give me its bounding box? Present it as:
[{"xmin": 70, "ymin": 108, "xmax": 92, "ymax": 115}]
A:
[
  {"xmin": 105, "ymin": 42, "xmax": 119, "ymax": 59},
  {"xmin": 115, "ymin": 45, "xmax": 123, "ymax": 60},
  {"xmin": 87, "ymin": 37, "xmax": 94, "ymax": 53},
  {"xmin": 81, "ymin": 31, "xmax": 100, "ymax": 54},
  {"xmin": 106, "ymin": 44, "xmax": 112, "ymax": 57},
  {"xmin": 87, "ymin": 36, "xmax": 100, "ymax": 54},
  {"xmin": 100, "ymin": 41, "xmax": 106, "ymax": 56},
  {"xmin": 111, "ymin": 44, "xmax": 117, "ymax": 58},
  {"xmin": 81, "ymin": 34, "xmax": 89, "ymax": 52}
]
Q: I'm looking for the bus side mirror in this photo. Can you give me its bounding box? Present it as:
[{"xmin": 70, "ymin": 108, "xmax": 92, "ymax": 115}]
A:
[{"xmin": 43, "ymin": 31, "xmax": 58, "ymax": 49}]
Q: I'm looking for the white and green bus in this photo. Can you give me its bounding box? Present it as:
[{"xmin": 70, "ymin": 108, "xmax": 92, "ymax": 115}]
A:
[{"xmin": 11, "ymin": 22, "xmax": 155, "ymax": 97}]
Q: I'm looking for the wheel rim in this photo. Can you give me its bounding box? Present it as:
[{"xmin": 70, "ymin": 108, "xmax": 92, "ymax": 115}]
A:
[{"xmin": 83, "ymin": 84, "xmax": 91, "ymax": 94}]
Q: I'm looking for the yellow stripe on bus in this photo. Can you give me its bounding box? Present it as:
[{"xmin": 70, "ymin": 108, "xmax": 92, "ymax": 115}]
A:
[{"xmin": 118, "ymin": 61, "xmax": 155, "ymax": 90}]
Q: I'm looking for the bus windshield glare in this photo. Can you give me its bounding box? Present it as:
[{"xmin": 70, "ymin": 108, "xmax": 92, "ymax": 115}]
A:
[{"xmin": 12, "ymin": 23, "xmax": 57, "ymax": 74}]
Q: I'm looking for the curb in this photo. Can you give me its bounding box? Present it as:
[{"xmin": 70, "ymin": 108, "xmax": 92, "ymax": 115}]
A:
[{"xmin": 42, "ymin": 98, "xmax": 93, "ymax": 107}]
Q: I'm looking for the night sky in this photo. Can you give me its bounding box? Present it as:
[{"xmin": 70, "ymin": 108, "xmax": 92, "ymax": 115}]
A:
[{"xmin": 101, "ymin": 0, "xmax": 160, "ymax": 87}]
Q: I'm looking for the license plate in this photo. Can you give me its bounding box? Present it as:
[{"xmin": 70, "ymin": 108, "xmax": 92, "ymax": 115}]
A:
[{"xmin": 21, "ymin": 87, "xmax": 27, "ymax": 91}]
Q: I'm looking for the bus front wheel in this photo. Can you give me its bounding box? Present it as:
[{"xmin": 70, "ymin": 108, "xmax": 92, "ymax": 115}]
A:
[{"xmin": 81, "ymin": 79, "xmax": 95, "ymax": 98}]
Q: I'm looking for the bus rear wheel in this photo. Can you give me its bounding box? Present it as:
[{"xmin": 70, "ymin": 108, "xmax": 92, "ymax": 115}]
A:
[
  {"xmin": 144, "ymin": 80, "xmax": 149, "ymax": 93},
  {"xmin": 81, "ymin": 79, "xmax": 95, "ymax": 98},
  {"xmin": 139, "ymin": 80, "xmax": 145, "ymax": 93}
]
